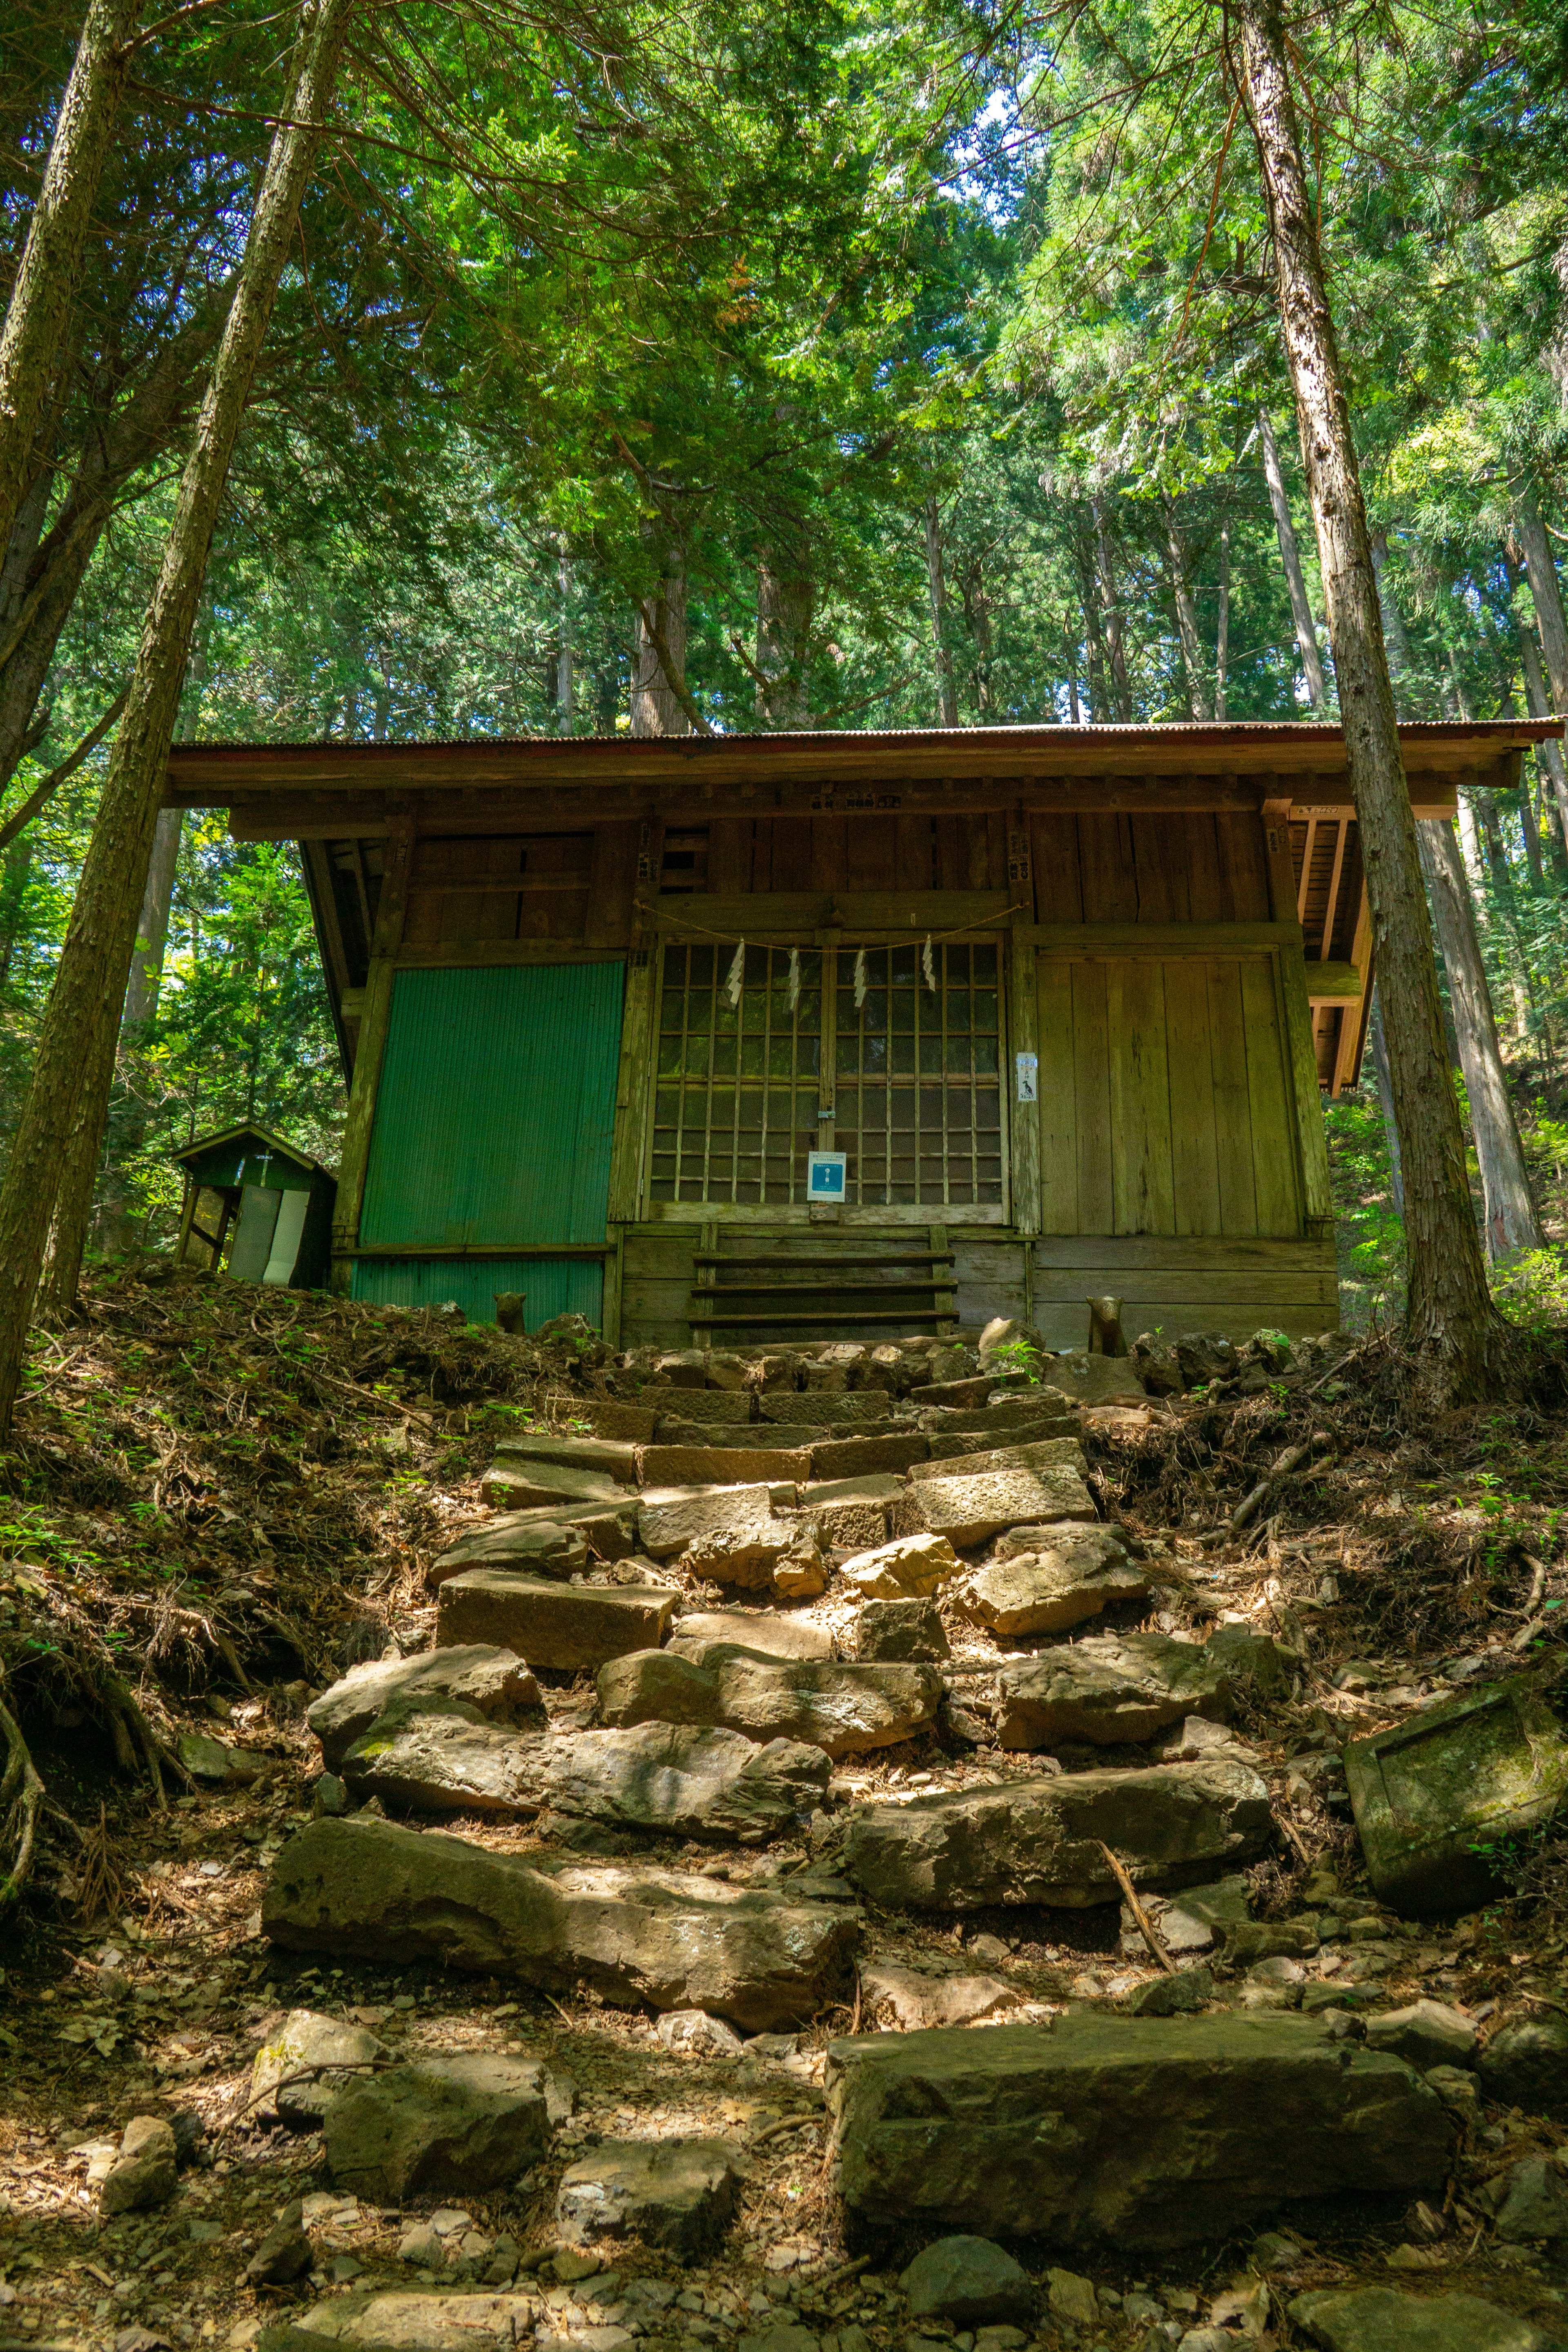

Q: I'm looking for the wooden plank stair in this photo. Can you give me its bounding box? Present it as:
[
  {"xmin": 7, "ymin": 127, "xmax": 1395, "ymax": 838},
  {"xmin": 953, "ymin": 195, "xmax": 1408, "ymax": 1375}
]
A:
[{"xmin": 688, "ymin": 1229, "xmax": 958, "ymax": 1343}]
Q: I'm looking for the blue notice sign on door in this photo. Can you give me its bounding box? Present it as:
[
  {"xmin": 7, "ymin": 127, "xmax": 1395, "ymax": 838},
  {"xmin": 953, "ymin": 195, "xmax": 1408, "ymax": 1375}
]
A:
[{"xmin": 806, "ymin": 1150, "xmax": 847, "ymax": 1200}]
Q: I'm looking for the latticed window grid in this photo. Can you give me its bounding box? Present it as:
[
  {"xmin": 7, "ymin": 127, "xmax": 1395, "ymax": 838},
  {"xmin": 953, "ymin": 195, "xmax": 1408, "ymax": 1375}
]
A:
[
  {"xmin": 648, "ymin": 938, "xmax": 1004, "ymax": 1211},
  {"xmin": 835, "ymin": 943, "xmax": 1003, "ymax": 1208},
  {"xmin": 650, "ymin": 944, "xmax": 822, "ymax": 1204}
]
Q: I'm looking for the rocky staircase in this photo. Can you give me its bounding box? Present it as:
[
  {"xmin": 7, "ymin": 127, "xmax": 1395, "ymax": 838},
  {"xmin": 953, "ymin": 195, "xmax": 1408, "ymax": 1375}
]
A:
[{"xmin": 243, "ymin": 1330, "xmax": 1566, "ymax": 2352}]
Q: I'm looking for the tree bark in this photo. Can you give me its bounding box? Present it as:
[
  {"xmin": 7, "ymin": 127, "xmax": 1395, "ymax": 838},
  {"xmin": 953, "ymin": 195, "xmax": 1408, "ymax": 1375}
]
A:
[
  {"xmin": 755, "ymin": 541, "xmax": 814, "ymax": 728},
  {"xmin": 0, "ymin": 0, "xmax": 354, "ymax": 1434},
  {"xmin": 1509, "ymin": 573, "xmax": 1568, "ymax": 861},
  {"xmin": 1368, "ymin": 989, "xmax": 1404, "ymax": 1218},
  {"xmin": 92, "ymin": 804, "xmax": 182, "ymax": 1263},
  {"xmin": 630, "ymin": 544, "xmax": 691, "ymax": 737},
  {"xmin": 923, "ymin": 497, "xmax": 959, "ymax": 726},
  {"xmin": 1163, "ymin": 494, "xmax": 1211, "ymax": 719},
  {"xmin": 0, "ymin": 0, "xmax": 141, "ymax": 560},
  {"xmin": 1257, "ymin": 405, "xmax": 1329, "ymax": 711},
  {"xmin": 1092, "ymin": 497, "xmax": 1133, "ymax": 719},
  {"xmin": 1417, "ymin": 818, "xmax": 1543, "ymax": 1261},
  {"xmin": 1234, "ymin": 0, "xmax": 1502, "ymax": 1393},
  {"xmin": 960, "ymin": 556, "xmax": 995, "ymax": 715},
  {"xmin": 555, "ymin": 536, "xmax": 573, "ymax": 731},
  {"xmin": 1214, "ymin": 517, "xmax": 1230, "ymax": 719},
  {"xmin": 1517, "ymin": 493, "xmax": 1568, "ymax": 713}
]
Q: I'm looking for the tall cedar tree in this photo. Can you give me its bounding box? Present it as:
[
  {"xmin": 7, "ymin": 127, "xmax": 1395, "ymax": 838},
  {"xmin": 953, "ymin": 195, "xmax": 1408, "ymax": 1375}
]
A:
[
  {"xmin": 0, "ymin": 0, "xmax": 355, "ymax": 1434},
  {"xmin": 1232, "ymin": 0, "xmax": 1506, "ymax": 1396}
]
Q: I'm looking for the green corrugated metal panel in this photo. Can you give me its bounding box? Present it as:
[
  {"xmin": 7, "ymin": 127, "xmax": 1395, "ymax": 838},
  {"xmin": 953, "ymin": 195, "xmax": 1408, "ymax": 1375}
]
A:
[
  {"xmin": 351, "ymin": 1256, "xmax": 602, "ymax": 1328},
  {"xmin": 360, "ymin": 964, "xmax": 625, "ymax": 1247}
]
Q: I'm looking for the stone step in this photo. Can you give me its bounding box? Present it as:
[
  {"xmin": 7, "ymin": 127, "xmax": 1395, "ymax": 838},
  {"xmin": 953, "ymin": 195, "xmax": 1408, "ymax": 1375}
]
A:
[
  {"xmin": 842, "ymin": 1756, "xmax": 1273, "ymax": 1910},
  {"xmin": 435, "ymin": 1570, "xmax": 678, "ymax": 1668},
  {"xmin": 338, "ymin": 1702, "xmax": 829, "ymax": 1842},
  {"xmin": 908, "ymin": 1437, "xmax": 1086, "ymax": 1483},
  {"xmin": 995, "ymin": 1630, "xmax": 1231, "ymax": 1750},
  {"xmin": 895, "ymin": 1464, "xmax": 1096, "ymax": 1547},
  {"xmin": 759, "ymin": 1394, "xmax": 902, "ymax": 1430},
  {"xmin": 307, "ymin": 1648, "xmax": 544, "ymax": 1770},
  {"xmin": 956, "ymin": 1528, "xmax": 1149, "ymax": 1635},
  {"xmin": 636, "ymin": 1485, "xmax": 801, "ymax": 1584},
  {"xmin": 826, "ymin": 2012, "xmax": 1454, "ymax": 2248},
  {"xmin": 917, "ymin": 1402, "xmax": 1080, "ymax": 1439},
  {"xmin": 479, "ymin": 1461, "xmax": 629, "ymax": 1512},
  {"xmin": 655, "ymin": 1417, "xmax": 828, "ymax": 1450},
  {"xmin": 262, "ymin": 1815, "xmax": 859, "ymax": 2030},
  {"xmin": 633, "ymin": 1386, "xmax": 758, "ymax": 1424},
  {"xmin": 670, "ymin": 1608, "xmax": 835, "ymax": 1660},
  {"xmin": 637, "ymin": 1442, "xmax": 812, "ymax": 1487},
  {"xmin": 808, "ymin": 1431, "xmax": 931, "ymax": 1479},
  {"xmin": 492, "ymin": 1435, "xmax": 641, "ymax": 1486},
  {"xmin": 597, "ymin": 1644, "xmax": 943, "ymax": 1759},
  {"xmin": 429, "ymin": 1510, "xmax": 630, "ymax": 1586}
]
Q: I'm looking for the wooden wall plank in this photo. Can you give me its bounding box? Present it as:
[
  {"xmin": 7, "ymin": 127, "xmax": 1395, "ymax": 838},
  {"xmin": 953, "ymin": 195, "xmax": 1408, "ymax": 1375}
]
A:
[
  {"xmin": 849, "ymin": 815, "xmax": 898, "ymax": 892},
  {"xmin": 1278, "ymin": 943, "xmax": 1334, "ymax": 1223},
  {"xmin": 771, "ymin": 818, "xmax": 812, "ymax": 892},
  {"xmin": 1206, "ymin": 959, "xmax": 1259, "ymax": 1237},
  {"xmin": 706, "ymin": 820, "xmax": 751, "ymax": 897},
  {"xmin": 1036, "ymin": 956, "xmax": 1078, "ymax": 1234},
  {"xmin": 935, "ymin": 816, "xmax": 967, "ymax": 890},
  {"xmin": 1071, "ymin": 960, "xmax": 1114, "ymax": 1232},
  {"xmin": 1078, "ymin": 814, "xmax": 1139, "ymax": 920},
  {"xmin": 1163, "ymin": 956, "xmax": 1223, "ymax": 1236},
  {"xmin": 1030, "ymin": 816, "xmax": 1083, "ymax": 922},
  {"xmin": 606, "ymin": 952, "xmax": 655, "ymax": 1221},
  {"xmin": 1009, "ymin": 924, "xmax": 1041, "ymax": 1237},
  {"xmin": 896, "ymin": 816, "xmax": 936, "ymax": 892},
  {"xmin": 1216, "ymin": 813, "xmax": 1272, "ymax": 920},
  {"xmin": 1241, "ymin": 954, "xmax": 1305, "ymax": 1235},
  {"xmin": 586, "ymin": 821, "xmax": 639, "ymax": 948},
  {"xmin": 1108, "ymin": 957, "xmax": 1175, "ymax": 1233},
  {"xmin": 1185, "ymin": 815, "xmax": 1227, "ymax": 921},
  {"xmin": 1133, "ymin": 817, "xmax": 1189, "ymax": 922},
  {"xmin": 1034, "ymin": 1231, "xmax": 1334, "ymax": 1270},
  {"xmin": 811, "ymin": 815, "xmax": 849, "ymax": 891}
]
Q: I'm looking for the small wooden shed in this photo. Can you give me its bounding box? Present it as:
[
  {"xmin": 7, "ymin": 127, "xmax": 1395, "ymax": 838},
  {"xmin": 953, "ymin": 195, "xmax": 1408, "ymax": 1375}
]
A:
[
  {"xmin": 172, "ymin": 1123, "xmax": 337, "ymax": 1289},
  {"xmin": 163, "ymin": 718, "xmax": 1557, "ymax": 1345}
]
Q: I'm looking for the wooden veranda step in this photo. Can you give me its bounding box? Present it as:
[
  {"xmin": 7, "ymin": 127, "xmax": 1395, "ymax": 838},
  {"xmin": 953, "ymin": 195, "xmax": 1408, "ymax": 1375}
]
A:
[{"xmin": 687, "ymin": 1238, "xmax": 958, "ymax": 1342}]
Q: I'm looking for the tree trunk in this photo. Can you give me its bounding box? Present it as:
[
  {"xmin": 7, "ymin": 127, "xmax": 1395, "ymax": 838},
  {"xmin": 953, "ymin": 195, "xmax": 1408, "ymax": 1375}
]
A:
[
  {"xmin": 1517, "ymin": 493, "xmax": 1568, "ymax": 713},
  {"xmin": 960, "ymin": 557, "xmax": 994, "ymax": 716},
  {"xmin": 555, "ymin": 536, "xmax": 573, "ymax": 731},
  {"xmin": 93, "ymin": 804, "xmax": 182, "ymax": 1261},
  {"xmin": 1510, "ymin": 583, "xmax": 1568, "ymax": 861},
  {"xmin": 1370, "ymin": 533, "xmax": 1414, "ymax": 710},
  {"xmin": 1071, "ymin": 518, "xmax": 1109, "ymax": 720},
  {"xmin": 1368, "ymin": 989, "xmax": 1404, "ymax": 1218},
  {"xmin": 1163, "ymin": 494, "xmax": 1211, "ymax": 719},
  {"xmin": 923, "ymin": 497, "xmax": 958, "ymax": 726},
  {"xmin": 755, "ymin": 542, "xmax": 814, "ymax": 728},
  {"xmin": 0, "ymin": 0, "xmax": 354, "ymax": 1436},
  {"xmin": 1416, "ymin": 818, "xmax": 1543, "ymax": 1261},
  {"xmin": 1234, "ymin": 0, "xmax": 1502, "ymax": 1392},
  {"xmin": 35, "ymin": 1001, "xmax": 120, "ymax": 1318},
  {"xmin": 1257, "ymin": 405, "xmax": 1330, "ymax": 711},
  {"xmin": 1214, "ymin": 517, "xmax": 1230, "ymax": 719},
  {"xmin": 1092, "ymin": 498, "xmax": 1133, "ymax": 719},
  {"xmin": 630, "ymin": 543, "xmax": 690, "ymax": 738},
  {"xmin": 0, "ymin": 0, "xmax": 140, "ymax": 560}
]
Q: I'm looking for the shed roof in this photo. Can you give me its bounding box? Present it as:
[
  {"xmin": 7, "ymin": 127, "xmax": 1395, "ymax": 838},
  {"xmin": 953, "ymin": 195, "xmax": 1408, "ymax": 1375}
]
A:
[{"xmin": 172, "ymin": 1123, "xmax": 334, "ymax": 1184}]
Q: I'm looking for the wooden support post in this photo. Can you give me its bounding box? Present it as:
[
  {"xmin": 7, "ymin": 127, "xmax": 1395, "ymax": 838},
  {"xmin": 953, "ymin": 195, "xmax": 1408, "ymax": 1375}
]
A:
[
  {"xmin": 329, "ymin": 824, "xmax": 413, "ymax": 1294},
  {"xmin": 1008, "ymin": 919, "xmax": 1041, "ymax": 1238},
  {"xmin": 174, "ymin": 1176, "xmax": 196, "ymax": 1268},
  {"xmin": 1260, "ymin": 794, "xmax": 1298, "ymax": 925},
  {"xmin": 607, "ymin": 943, "xmax": 655, "ymax": 1223},
  {"xmin": 931, "ymin": 1223, "xmax": 957, "ymax": 1332},
  {"xmin": 1278, "ymin": 945, "xmax": 1335, "ymax": 1235},
  {"xmin": 603, "ymin": 1227, "xmax": 625, "ymax": 1347}
]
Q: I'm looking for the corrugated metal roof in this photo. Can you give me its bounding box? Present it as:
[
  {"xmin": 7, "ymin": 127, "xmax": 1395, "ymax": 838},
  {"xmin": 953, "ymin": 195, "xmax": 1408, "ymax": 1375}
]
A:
[{"xmin": 172, "ymin": 718, "xmax": 1561, "ymax": 753}]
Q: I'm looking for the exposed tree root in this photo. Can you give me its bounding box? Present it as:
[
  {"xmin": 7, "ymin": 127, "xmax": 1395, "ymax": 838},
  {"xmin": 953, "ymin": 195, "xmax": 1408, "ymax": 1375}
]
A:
[{"xmin": 0, "ymin": 1687, "xmax": 44, "ymax": 1920}]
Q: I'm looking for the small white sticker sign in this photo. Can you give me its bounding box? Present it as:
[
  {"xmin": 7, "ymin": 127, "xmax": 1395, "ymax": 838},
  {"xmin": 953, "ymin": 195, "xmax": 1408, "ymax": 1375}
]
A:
[
  {"xmin": 1015, "ymin": 1051, "xmax": 1038, "ymax": 1104},
  {"xmin": 806, "ymin": 1150, "xmax": 847, "ymax": 1200}
]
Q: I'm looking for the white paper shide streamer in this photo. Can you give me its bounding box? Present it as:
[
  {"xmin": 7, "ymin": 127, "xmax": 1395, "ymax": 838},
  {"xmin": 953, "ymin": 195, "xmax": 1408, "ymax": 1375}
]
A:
[
  {"xmin": 724, "ymin": 940, "xmax": 745, "ymax": 1009},
  {"xmin": 787, "ymin": 947, "xmax": 801, "ymax": 1013},
  {"xmin": 853, "ymin": 947, "xmax": 868, "ymax": 1009},
  {"xmin": 922, "ymin": 935, "xmax": 936, "ymax": 993}
]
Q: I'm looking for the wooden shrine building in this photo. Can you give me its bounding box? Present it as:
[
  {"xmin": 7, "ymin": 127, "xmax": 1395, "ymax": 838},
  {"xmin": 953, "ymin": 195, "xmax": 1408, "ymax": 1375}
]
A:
[{"xmin": 164, "ymin": 719, "xmax": 1557, "ymax": 1348}]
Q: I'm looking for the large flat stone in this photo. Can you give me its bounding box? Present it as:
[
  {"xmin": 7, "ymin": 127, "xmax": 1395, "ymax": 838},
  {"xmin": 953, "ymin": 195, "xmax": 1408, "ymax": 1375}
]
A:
[
  {"xmin": 570, "ymin": 1401, "xmax": 659, "ymax": 1443},
  {"xmin": 918, "ymin": 1403, "xmax": 1079, "ymax": 1441},
  {"xmin": 996, "ymin": 1632, "xmax": 1230, "ymax": 1749},
  {"xmin": 1030, "ymin": 1355, "xmax": 1147, "ymax": 1404},
  {"xmin": 637, "ymin": 1486, "xmax": 800, "ymax": 1581},
  {"xmin": 597, "ymin": 1646, "xmax": 942, "ymax": 1759},
  {"xmin": 839, "ymin": 1532, "xmax": 960, "ymax": 1599},
  {"xmin": 1345, "ymin": 1670, "xmax": 1568, "ymax": 1914},
  {"xmin": 479, "ymin": 1459, "xmax": 629, "ymax": 1512},
  {"xmin": 324, "ymin": 2054, "xmax": 552, "ymax": 2201},
  {"xmin": 308, "ymin": 1648, "xmax": 544, "ymax": 1771},
  {"xmin": 909, "ymin": 1438, "xmax": 1086, "ymax": 1483},
  {"xmin": 896, "ymin": 1467, "xmax": 1096, "ymax": 1547},
  {"xmin": 268, "ymin": 2293, "xmax": 546, "ymax": 2352},
  {"xmin": 250, "ymin": 2009, "xmax": 388, "ymax": 2128},
  {"xmin": 827, "ymin": 2013, "xmax": 1454, "ymax": 2248},
  {"xmin": 958, "ymin": 1531, "xmax": 1149, "ymax": 1637},
  {"xmin": 340, "ymin": 1700, "xmax": 826, "ymax": 1842},
  {"xmin": 638, "ymin": 1445, "xmax": 811, "ymax": 1487},
  {"xmin": 1291, "ymin": 2287, "xmax": 1566, "ymax": 2351},
  {"xmin": 636, "ymin": 1387, "xmax": 757, "ymax": 1424},
  {"xmin": 671, "ymin": 1610, "xmax": 835, "ymax": 1660},
  {"xmin": 435, "ymin": 1571, "xmax": 678, "ymax": 1668},
  {"xmin": 809, "ymin": 1433, "xmax": 931, "ymax": 1479},
  {"xmin": 493, "ymin": 1436, "xmax": 641, "ymax": 1486},
  {"xmin": 842, "ymin": 1757, "xmax": 1274, "ymax": 1910},
  {"xmin": 556, "ymin": 2136, "xmax": 743, "ymax": 2256},
  {"xmin": 759, "ymin": 1394, "xmax": 898, "ymax": 1429},
  {"xmin": 429, "ymin": 1516, "xmax": 591, "ymax": 1588},
  {"xmin": 263, "ymin": 1816, "xmax": 860, "ymax": 2030}
]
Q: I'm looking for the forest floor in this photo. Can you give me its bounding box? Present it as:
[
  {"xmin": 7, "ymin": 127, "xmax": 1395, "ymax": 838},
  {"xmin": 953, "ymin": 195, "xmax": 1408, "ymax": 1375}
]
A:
[{"xmin": 4, "ymin": 1271, "xmax": 1568, "ymax": 2351}]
